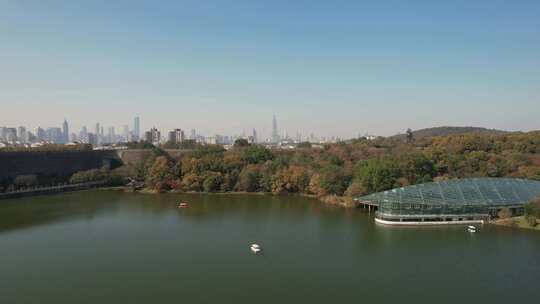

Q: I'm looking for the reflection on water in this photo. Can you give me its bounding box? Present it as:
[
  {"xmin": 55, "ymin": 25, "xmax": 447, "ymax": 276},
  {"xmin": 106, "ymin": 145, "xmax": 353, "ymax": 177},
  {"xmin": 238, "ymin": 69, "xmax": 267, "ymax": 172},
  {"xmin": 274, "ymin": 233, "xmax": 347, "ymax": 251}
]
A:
[
  {"xmin": 0, "ymin": 191, "xmax": 351, "ymax": 233},
  {"xmin": 0, "ymin": 190, "xmax": 539, "ymax": 304}
]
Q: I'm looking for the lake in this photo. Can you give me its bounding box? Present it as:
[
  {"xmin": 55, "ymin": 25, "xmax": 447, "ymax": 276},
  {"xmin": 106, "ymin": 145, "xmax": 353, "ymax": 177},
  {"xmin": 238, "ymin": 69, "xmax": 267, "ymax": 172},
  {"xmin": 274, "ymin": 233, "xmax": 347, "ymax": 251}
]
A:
[{"xmin": 0, "ymin": 190, "xmax": 539, "ymax": 303}]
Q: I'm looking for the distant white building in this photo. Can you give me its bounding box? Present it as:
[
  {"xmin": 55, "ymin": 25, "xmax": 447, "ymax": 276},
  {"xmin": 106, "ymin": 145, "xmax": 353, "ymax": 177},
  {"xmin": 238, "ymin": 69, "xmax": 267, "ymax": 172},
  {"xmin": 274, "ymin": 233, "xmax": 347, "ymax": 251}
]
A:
[
  {"xmin": 168, "ymin": 129, "xmax": 185, "ymax": 144},
  {"xmin": 17, "ymin": 126, "xmax": 27, "ymax": 143},
  {"xmin": 145, "ymin": 127, "xmax": 161, "ymax": 146}
]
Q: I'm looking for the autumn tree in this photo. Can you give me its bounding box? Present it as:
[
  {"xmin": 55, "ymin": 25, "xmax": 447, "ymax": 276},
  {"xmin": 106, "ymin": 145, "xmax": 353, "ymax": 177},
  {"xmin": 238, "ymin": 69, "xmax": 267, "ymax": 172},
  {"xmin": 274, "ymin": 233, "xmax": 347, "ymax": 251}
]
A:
[
  {"xmin": 497, "ymin": 207, "xmax": 512, "ymax": 219},
  {"xmin": 271, "ymin": 165, "xmax": 311, "ymax": 194},
  {"xmin": 146, "ymin": 156, "xmax": 177, "ymax": 191}
]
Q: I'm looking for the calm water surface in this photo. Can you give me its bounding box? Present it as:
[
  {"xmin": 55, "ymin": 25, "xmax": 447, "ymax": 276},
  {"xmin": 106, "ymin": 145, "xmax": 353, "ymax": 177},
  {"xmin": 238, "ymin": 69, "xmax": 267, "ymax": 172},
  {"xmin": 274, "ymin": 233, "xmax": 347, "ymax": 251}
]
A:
[{"xmin": 0, "ymin": 190, "xmax": 539, "ymax": 303}]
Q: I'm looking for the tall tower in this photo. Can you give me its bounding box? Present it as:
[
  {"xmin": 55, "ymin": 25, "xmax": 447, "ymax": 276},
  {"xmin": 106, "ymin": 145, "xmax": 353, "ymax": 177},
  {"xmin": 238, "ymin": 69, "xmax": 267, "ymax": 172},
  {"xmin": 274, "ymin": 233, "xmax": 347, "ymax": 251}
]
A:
[
  {"xmin": 252, "ymin": 128, "xmax": 258, "ymax": 144},
  {"xmin": 123, "ymin": 125, "xmax": 129, "ymax": 142},
  {"xmin": 272, "ymin": 114, "xmax": 279, "ymax": 143},
  {"xmin": 17, "ymin": 126, "xmax": 27, "ymax": 143},
  {"xmin": 80, "ymin": 126, "xmax": 88, "ymax": 143},
  {"xmin": 95, "ymin": 123, "xmax": 101, "ymax": 145},
  {"xmin": 62, "ymin": 119, "xmax": 69, "ymax": 143},
  {"xmin": 133, "ymin": 116, "xmax": 140, "ymax": 140}
]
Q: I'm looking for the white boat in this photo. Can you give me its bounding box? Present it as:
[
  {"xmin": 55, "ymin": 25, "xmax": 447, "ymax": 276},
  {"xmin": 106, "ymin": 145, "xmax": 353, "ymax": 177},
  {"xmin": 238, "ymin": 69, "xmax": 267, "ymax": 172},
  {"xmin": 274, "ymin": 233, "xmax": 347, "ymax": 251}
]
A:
[
  {"xmin": 250, "ymin": 243, "xmax": 262, "ymax": 253},
  {"xmin": 467, "ymin": 225, "xmax": 477, "ymax": 232}
]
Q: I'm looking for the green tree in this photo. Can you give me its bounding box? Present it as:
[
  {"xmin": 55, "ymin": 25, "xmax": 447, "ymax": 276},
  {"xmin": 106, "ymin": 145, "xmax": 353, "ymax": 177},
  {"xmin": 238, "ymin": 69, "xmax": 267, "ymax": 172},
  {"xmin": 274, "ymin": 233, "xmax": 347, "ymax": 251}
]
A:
[
  {"xmin": 220, "ymin": 171, "xmax": 239, "ymax": 192},
  {"xmin": 236, "ymin": 165, "xmax": 261, "ymax": 192},
  {"xmin": 319, "ymin": 164, "xmax": 350, "ymax": 195},
  {"xmin": 14, "ymin": 174, "xmax": 38, "ymax": 188},
  {"xmin": 70, "ymin": 169, "xmax": 104, "ymax": 184},
  {"xmin": 203, "ymin": 173, "xmax": 224, "ymax": 193},
  {"xmin": 524, "ymin": 196, "xmax": 540, "ymax": 227},
  {"xmin": 233, "ymin": 138, "xmax": 250, "ymax": 147},
  {"xmin": 405, "ymin": 128, "xmax": 414, "ymax": 143},
  {"xmin": 399, "ymin": 153, "xmax": 436, "ymax": 184},
  {"xmin": 241, "ymin": 145, "xmax": 273, "ymax": 164},
  {"xmin": 353, "ymin": 158, "xmax": 401, "ymax": 193},
  {"xmin": 297, "ymin": 142, "xmax": 312, "ymax": 149}
]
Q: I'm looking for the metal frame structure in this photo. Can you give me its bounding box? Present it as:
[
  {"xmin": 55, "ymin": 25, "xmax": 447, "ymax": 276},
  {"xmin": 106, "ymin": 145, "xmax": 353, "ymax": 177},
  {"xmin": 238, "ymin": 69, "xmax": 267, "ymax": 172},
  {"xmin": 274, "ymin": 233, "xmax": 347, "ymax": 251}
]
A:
[{"xmin": 356, "ymin": 178, "xmax": 540, "ymax": 225}]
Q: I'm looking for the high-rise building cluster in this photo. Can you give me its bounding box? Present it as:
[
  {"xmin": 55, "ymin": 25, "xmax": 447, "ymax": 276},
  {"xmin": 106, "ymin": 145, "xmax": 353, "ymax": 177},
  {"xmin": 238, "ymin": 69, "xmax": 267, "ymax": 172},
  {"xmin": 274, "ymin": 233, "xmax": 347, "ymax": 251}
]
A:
[
  {"xmin": 1, "ymin": 114, "xmax": 346, "ymax": 149},
  {"xmin": 0, "ymin": 122, "xmax": 70, "ymax": 146},
  {"xmin": 0, "ymin": 116, "xmax": 142, "ymax": 148}
]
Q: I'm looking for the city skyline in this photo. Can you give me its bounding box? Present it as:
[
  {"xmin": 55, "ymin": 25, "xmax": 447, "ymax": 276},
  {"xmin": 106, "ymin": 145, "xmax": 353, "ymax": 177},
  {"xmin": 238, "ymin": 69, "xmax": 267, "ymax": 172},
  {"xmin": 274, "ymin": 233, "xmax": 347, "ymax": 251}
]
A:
[
  {"xmin": 1, "ymin": 1, "xmax": 540, "ymax": 137},
  {"xmin": 1, "ymin": 110, "xmax": 536, "ymax": 142},
  {"xmin": 0, "ymin": 114, "xmax": 348, "ymax": 146}
]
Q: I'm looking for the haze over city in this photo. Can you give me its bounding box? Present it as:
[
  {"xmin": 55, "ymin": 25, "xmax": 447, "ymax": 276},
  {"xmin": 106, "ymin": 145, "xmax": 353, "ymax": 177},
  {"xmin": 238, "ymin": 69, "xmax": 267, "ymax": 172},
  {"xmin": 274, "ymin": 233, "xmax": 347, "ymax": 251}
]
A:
[{"xmin": 2, "ymin": 0, "xmax": 540, "ymax": 138}]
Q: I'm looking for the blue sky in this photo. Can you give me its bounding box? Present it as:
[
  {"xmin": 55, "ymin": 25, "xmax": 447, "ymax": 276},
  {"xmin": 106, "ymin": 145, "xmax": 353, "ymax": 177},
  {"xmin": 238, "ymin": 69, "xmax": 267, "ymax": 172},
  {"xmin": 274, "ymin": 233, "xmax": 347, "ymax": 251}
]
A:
[{"xmin": 1, "ymin": 0, "xmax": 539, "ymax": 138}]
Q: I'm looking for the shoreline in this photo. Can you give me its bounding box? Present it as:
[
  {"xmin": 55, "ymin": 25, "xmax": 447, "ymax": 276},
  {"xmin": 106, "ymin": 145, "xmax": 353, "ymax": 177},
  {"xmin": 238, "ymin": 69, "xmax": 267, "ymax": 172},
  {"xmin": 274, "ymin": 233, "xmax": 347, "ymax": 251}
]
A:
[
  {"xmin": 1, "ymin": 184, "xmax": 347, "ymax": 205},
  {"xmin": 489, "ymin": 216, "xmax": 540, "ymax": 231},
  {"xmin": 121, "ymin": 187, "xmax": 357, "ymax": 208},
  {"xmin": 0, "ymin": 181, "xmax": 107, "ymax": 200}
]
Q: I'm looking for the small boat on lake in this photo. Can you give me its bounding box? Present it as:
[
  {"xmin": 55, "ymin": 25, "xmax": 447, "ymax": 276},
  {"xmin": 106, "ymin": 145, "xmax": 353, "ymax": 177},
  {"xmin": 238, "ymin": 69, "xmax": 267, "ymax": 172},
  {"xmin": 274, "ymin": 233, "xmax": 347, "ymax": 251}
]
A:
[
  {"xmin": 467, "ymin": 225, "xmax": 477, "ymax": 233},
  {"xmin": 250, "ymin": 243, "xmax": 262, "ymax": 254},
  {"xmin": 178, "ymin": 202, "xmax": 189, "ymax": 208}
]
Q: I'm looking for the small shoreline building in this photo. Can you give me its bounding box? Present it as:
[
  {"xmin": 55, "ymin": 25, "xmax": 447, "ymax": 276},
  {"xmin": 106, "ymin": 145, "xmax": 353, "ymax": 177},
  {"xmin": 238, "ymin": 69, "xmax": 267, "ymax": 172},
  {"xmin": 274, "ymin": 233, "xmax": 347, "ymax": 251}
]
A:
[{"xmin": 355, "ymin": 178, "xmax": 540, "ymax": 226}]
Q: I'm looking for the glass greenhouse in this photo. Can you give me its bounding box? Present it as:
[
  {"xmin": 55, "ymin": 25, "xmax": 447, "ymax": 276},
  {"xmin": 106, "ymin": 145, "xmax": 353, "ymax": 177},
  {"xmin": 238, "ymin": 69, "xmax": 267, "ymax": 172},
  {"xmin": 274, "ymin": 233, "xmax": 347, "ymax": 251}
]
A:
[{"xmin": 357, "ymin": 178, "xmax": 540, "ymax": 225}]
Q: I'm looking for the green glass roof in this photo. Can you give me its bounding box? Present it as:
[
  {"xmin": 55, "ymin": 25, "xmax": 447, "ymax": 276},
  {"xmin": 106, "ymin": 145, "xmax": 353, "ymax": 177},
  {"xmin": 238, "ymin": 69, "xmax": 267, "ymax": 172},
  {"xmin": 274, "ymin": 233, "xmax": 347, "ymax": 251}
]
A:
[{"xmin": 358, "ymin": 178, "xmax": 540, "ymax": 207}]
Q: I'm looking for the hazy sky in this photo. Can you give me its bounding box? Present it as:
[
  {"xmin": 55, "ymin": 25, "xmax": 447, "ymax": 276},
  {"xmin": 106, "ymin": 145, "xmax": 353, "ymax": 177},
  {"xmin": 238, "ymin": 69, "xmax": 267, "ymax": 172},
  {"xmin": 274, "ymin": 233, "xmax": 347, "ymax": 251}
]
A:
[{"xmin": 1, "ymin": 0, "xmax": 539, "ymax": 138}]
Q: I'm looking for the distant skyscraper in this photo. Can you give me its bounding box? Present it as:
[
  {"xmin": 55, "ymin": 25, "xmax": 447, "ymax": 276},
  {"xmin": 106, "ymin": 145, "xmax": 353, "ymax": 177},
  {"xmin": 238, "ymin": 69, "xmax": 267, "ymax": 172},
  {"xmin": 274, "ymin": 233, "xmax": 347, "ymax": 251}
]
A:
[
  {"xmin": 17, "ymin": 126, "xmax": 27, "ymax": 143},
  {"xmin": 108, "ymin": 127, "xmax": 116, "ymax": 143},
  {"xmin": 145, "ymin": 127, "xmax": 160, "ymax": 146},
  {"xmin": 272, "ymin": 114, "xmax": 279, "ymax": 143},
  {"xmin": 80, "ymin": 126, "xmax": 88, "ymax": 143},
  {"xmin": 252, "ymin": 128, "xmax": 258, "ymax": 144},
  {"xmin": 190, "ymin": 129, "xmax": 196, "ymax": 140},
  {"xmin": 168, "ymin": 129, "xmax": 185, "ymax": 144},
  {"xmin": 46, "ymin": 127, "xmax": 62, "ymax": 143},
  {"xmin": 95, "ymin": 123, "xmax": 100, "ymax": 145},
  {"xmin": 62, "ymin": 119, "xmax": 69, "ymax": 143},
  {"xmin": 5, "ymin": 128, "xmax": 17, "ymax": 143},
  {"xmin": 35, "ymin": 127, "xmax": 45, "ymax": 141},
  {"xmin": 122, "ymin": 125, "xmax": 129, "ymax": 142},
  {"xmin": 88, "ymin": 133, "xmax": 97, "ymax": 146},
  {"xmin": 295, "ymin": 131, "xmax": 302, "ymax": 143},
  {"xmin": 133, "ymin": 116, "xmax": 140, "ymax": 140}
]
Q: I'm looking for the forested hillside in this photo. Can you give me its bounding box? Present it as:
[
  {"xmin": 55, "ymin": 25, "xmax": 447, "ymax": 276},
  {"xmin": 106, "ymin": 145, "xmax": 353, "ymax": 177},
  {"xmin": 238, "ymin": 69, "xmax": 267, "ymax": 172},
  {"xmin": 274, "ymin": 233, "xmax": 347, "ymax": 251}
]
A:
[
  {"xmin": 125, "ymin": 131, "xmax": 540, "ymax": 197},
  {"xmin": 391, "ymin": 126, "xmax": 508, "ymax": 140}
]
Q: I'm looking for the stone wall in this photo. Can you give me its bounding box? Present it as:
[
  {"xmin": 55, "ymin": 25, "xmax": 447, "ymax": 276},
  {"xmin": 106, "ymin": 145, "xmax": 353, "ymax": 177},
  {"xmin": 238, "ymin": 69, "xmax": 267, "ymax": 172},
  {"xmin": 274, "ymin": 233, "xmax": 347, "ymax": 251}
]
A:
[
  {"xmin": 0, "ymin": 149, "xmax": 189, "ymax": 183},
  {"xmin": 115, "ymin": 149, "xmax": 188, "ymax": 165},
  {"xmin": 0, "ymin": 150, "xmax": 121, "ymax": 182}
]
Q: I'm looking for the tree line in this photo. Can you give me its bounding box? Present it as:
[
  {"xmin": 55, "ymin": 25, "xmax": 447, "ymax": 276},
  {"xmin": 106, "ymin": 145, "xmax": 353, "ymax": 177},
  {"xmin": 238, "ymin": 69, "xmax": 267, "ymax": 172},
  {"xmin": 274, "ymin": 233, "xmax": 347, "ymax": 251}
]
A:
[
  {"xmin": 3, "ymin": 131, "xmax": 538, "ymax": 198},
  {"xmin": 125, "ymin": 131, "xmax": 540, "ymax": 197}
]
